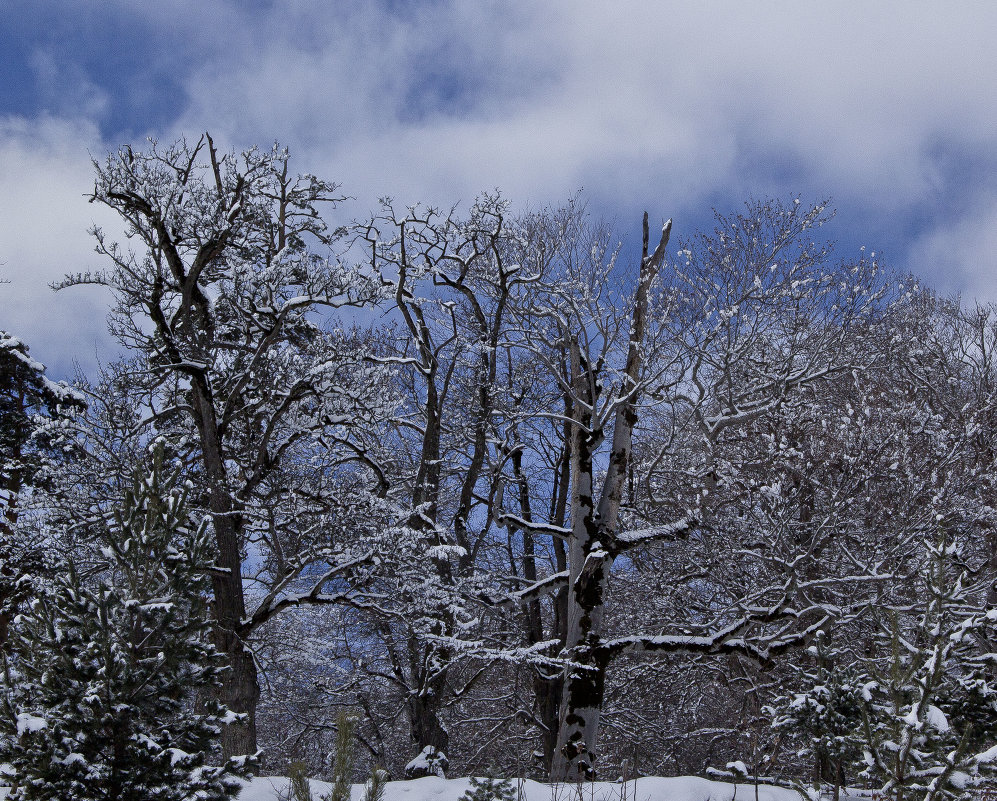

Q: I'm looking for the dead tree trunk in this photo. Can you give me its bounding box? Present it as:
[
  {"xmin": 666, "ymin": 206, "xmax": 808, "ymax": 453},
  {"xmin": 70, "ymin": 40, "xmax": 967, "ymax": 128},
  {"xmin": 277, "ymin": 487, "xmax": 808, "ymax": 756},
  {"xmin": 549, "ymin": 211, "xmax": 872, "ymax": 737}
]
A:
[{"xmin": 551, "ymin": 215, "xmax": 671, "ymax": 780}]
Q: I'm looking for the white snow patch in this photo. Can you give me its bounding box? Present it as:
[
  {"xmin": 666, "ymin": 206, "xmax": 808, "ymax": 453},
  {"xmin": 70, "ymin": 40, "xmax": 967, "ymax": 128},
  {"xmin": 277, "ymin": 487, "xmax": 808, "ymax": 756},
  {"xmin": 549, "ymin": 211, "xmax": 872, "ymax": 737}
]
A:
[
  {"xmin": 231, "ymin": 775, "xmax": 803, "ymax": 801},
  {"xmin": 14, "ymin": 713, "xmax": 47, "ymax": 736},
  {"xmin": 925, "ymin": 704, "xmax": 950, "ymax": 733}
]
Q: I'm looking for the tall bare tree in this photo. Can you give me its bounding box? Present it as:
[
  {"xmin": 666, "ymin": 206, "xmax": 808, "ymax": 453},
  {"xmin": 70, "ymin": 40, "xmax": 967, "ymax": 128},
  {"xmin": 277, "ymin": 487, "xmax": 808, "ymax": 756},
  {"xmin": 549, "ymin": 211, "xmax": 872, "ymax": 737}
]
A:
[
  {"xmin": 61, "ymin": 135, "xmax": 381, "ymax": 757},
  {"xmin": 497, "ymin": 200, "xmax": 890, "ymax": 779},
  {"xmin": 357, "ymin": 195, "xmax": 522, "ymax": 757}
]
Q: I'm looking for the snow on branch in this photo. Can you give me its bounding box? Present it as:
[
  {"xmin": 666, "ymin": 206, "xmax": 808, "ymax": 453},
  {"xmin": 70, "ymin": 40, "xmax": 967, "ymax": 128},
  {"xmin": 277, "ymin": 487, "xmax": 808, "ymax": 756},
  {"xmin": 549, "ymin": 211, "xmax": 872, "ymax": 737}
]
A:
[
  {"xmin": 495, "ymin": 510, "xmax": 572, "ymax": 540},
  {"xmin": 615, "ymin": 516, "xmax": 695, "ymax": 548}
]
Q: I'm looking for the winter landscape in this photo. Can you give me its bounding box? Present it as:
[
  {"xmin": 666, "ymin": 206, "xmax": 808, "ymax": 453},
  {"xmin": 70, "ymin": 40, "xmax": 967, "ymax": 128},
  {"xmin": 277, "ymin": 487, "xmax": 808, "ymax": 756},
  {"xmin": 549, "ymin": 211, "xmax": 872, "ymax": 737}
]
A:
[{"xmin": 3, "ymin": 3, "xmax": 997, "ymax": 801}]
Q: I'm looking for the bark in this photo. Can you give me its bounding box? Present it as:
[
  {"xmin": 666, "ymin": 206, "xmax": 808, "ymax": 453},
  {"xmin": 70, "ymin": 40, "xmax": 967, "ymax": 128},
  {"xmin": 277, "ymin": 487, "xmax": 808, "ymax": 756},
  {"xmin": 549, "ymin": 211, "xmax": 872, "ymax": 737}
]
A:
[
  {"xmin": 552, "ymin": 340, "xmax": 609, "ymax": 780},
  {"xmin": 402, "ymin": 620, "xmax": 452, "ymax": 755},
  {"xmin": 408, "ymin": 694, "xmax": 450, "ymax": 754}
]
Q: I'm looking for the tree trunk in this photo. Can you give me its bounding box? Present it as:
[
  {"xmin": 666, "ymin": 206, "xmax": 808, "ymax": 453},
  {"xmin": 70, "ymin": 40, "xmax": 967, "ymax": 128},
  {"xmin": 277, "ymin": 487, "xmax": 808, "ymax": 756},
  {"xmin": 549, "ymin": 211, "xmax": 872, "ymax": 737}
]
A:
[
  {"xmin": 408, "ymin": 693, "xmax": 450, "ymax": 753},
  {"xmin": 551, "ymin": 379, "xmax": 609, "ymax": 780},
  {"xmin": 550, "ymin": 215, "xmax": 670, "ymax": 780},
  {"xmin": 193, "ymin": 384, "xmax": 260, "ymax": 758},
  {"xmin": 214, "ymin": 594, "xmax": 260, "ymax": 758},
  {"xmin": 533, "ymin": 673, "xmax": 563, "ymax": 772},
  {"xmin": 550, "ymin": 529, "xmax": 613, "ymax": 780},
  {"xmin": 211, "ymin": 511, "xmax": 260, "ymax": 758}
]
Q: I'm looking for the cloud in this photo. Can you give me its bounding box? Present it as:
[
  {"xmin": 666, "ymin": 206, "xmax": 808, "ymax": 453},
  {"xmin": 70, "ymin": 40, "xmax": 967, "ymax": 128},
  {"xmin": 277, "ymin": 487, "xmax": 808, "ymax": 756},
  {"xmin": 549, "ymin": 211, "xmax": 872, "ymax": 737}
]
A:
[
  {"xmin": 0, "ymin": 115, "xmax": 118, "ymax": 377},
  {"xmin": 4, "ymin": 0, "xmax": 997, "ymax": 384},
  {"xmin": 161, "ymin": 2, "xmax": 997, "ymax": 226},
  {"xmin": 907, "ymin": 194, "xmax": 997, "ymax": 302}
]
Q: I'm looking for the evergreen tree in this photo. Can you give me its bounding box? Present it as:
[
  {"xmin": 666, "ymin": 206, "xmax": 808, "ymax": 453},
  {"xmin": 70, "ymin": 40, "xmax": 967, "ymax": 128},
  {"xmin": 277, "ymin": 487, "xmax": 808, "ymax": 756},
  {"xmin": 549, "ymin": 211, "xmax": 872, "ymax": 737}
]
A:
[
  {"xmin": 769, "ymin": 529, "xmax": 997, "ymax": 801},
  {"xmin": 769, "ymin": 631, "xmax": 866, "ymax": 800},
  {"xmin": 458, "ymin": 776, "xmax": 517, "ymax": 801},
  {"xmin": 855, "ymin": 533, "xmax": 997, "ymax": 801},
  {"xmin": 0, "ymin": 331, "xmax": 84, "ymax": 513},
  {"xmin": 0, "ymin": 445, "xmax": 249, "ymax": 801},
  {"xmin": 855, "ymin": 532, "xmax": 997, "ymax": 801},
  {"xmin": 0, "ymin": 331, "xmax": 84, "ymax": 650}
]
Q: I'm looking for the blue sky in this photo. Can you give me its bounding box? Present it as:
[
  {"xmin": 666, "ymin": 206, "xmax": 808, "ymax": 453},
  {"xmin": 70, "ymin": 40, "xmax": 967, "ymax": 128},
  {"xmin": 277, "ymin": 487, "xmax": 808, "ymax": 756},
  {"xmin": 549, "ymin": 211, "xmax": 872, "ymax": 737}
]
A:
[{"xmin": 3, "ymin": 1, "xmax": 997, "ymax": 378}]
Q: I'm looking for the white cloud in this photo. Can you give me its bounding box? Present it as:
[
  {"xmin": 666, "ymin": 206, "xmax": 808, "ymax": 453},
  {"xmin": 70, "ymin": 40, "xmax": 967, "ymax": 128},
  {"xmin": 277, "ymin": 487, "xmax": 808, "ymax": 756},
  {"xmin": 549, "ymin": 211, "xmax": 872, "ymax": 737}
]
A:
[
  {"xmin": 4, "ymin": 0, "xmax": 997, "ymax": 381},
  {"xmin": 162, "ymin": 2, "xmax": 997, "ymax": 220},
  {"xmin": 0, "ymin": 116, "xmax": 118, "ymax": 377},
  {"xmin": 907, "ymin": 195, "xmax": 997, "ymax": 302}
]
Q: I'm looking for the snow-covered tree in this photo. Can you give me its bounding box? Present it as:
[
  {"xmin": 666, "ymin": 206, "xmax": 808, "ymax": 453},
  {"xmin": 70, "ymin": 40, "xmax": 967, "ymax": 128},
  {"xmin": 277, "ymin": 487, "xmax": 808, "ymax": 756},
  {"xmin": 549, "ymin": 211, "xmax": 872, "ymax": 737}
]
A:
[
  {"xmin": 352, "ymin": 197, "xmax": 894, "ymax": 779},
  {"xmin": 0, "ymin": 331, "xmax": 84, "ymax": 522},
  {"xmin": 856, "ymin": 531, "xmax": 997, "ymax": 801},
  {"xmin": 769, "ymin": 632, "xmax": 866, "ymax": 800},
  {"xmin": 32, "ymin": 164, "xmax": 997, "ymax": 785},
  {"xmin": 0, "ymin": 330, "xmax": 84, "ymax": 651},
  {"xmin": 760, "ymin": 292, "xmax": 997, "ymax": 800},
  {"xmin": 0, "ymin": 445, "xmax": 247, "ymax": 800},
  {"xmin": 59, "ymin": 134, "xmax": 384, "ymax": 757},
  {"xmin": 354, "ymin": 195, "xmax": 524, "ymax": 759},
  {"xmin": 501, "ymin": 199, "xmax": 889, "ymax": 780}
]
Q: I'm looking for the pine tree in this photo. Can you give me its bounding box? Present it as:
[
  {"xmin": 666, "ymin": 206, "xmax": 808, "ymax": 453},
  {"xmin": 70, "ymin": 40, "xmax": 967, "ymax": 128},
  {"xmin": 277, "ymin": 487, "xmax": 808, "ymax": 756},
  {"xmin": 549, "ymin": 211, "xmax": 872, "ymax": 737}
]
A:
[
  {"xmin": 0, "ymin": 445, "xmax": 249, "ymax": 801},
  {"xmin": 458, "ymin": 776, "xmax": 516, "ymax": 801},
  {"xmin": 0, "ymin": 331, "xmax": 84, "ymax": 514},
  {"xmin": 856, "ymin": 531, "xmax": 997, "ymax": 801},
  {"xmin": 0, "ymin": 330, "xmax": 84, "ymax": 651},
  {"xmin": 769, "ymin": 631, "xmax": 866, "ymax": 800},
  {"xmin": 323, "ymin": 710, "xmax": 357, "ymax": 801},
  {"xmin": 770, "ymin": 529, "xmax": 997, "ymax": 801}
]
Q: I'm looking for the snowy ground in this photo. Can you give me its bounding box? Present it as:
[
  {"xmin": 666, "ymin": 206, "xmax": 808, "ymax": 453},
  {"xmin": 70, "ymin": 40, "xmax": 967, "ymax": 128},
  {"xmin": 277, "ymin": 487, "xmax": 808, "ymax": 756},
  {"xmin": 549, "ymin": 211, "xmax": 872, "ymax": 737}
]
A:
[
  {"xmin": 235, "ymin": 775, "xmax": 804, "ymax": 801},
  {"xmin": 0, "ymin": 774, "xmax": 813, "ymax": 801}
]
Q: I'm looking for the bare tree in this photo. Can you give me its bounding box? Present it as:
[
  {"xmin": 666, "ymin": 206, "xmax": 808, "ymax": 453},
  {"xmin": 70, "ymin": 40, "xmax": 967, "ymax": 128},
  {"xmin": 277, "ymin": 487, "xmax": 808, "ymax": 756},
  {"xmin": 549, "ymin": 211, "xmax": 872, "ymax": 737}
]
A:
[
  {"xmin": 498, "ymin": 199, "xmax": 890, "ymax": 779},
  {"xmin": 356, "ymin": 195, "xmax": 522, "ymax": 758},
  {"xmin": 60, "ymin": 134, "xmax": 382, "ymax": 757}
]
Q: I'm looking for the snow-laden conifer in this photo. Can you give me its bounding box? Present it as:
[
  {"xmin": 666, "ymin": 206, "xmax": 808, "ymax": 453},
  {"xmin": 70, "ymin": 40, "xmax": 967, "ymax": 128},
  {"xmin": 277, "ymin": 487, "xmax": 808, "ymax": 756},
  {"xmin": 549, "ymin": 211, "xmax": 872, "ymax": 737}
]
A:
[
  {"xmin": 0, "ymin": 444, "xmax": 249, "ymax": 800},
  {"xmin": 0, "ymin": 330, "xmax": 84, "ymax": 652},
  {"xmin": 855, "ymin": 531, "xmax": 997, "ymax": 801},
  {"xmin": 768, "ymin": 630, "xmax": 865, "ymax": 801}
]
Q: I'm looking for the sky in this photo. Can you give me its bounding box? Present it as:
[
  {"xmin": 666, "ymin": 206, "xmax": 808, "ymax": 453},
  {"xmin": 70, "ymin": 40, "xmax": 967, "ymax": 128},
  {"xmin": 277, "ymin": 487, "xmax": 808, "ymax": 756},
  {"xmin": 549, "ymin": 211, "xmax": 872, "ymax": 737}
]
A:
[{"xmin": 2, "ymin": 0, "xmax": 997, "ymax": 379}]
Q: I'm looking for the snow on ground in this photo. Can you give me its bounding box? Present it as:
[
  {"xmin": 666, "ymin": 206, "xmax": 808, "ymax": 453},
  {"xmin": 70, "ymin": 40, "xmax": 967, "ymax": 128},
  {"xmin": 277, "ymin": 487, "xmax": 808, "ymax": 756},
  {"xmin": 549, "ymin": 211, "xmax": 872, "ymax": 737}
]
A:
[
  {"xmin": 235, "ymin": 775, "xmax": 804, "ymax": 801},
  {"xmin": 0, "ymin": 774, "xmax": 810, "ymax": 801}
]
